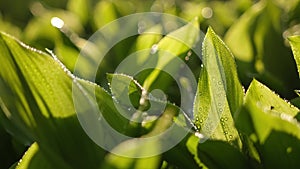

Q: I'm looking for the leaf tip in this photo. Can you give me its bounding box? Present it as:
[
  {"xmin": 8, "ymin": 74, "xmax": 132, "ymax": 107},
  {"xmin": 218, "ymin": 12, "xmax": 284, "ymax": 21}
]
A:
[
  {"xmin": 191, "ymin": 16, "xmax": 199, "ymax": 26},
  {"xmin": 206, "ymin": 26, "xmax": 215, "ymax": 36}
]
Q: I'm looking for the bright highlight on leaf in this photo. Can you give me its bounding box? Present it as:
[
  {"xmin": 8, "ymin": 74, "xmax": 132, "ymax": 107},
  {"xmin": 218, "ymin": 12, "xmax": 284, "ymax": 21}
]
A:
[{"xmin": 50, "ymin": 17, "xmax": 64, "ymax": 29}]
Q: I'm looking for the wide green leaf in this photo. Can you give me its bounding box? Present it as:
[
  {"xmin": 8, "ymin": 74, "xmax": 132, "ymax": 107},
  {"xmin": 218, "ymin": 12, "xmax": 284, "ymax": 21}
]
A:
[
  {"xmin": 236, "ymin": 79, "xmax": 300, "ymax": 143},
  {"xmin": 193, "ymin": 27, "xmax": 242, "ymax": 145},
  {"xmin": 236, "ymin": 79, "xmax": 300, "ymax": 169},
  {"xmin": 0, "ymin": 32, "xmax": 131, "ymax": 168},
  {"xmin": 0, "ymin": 31, "xmax": 199, "ymax": 169}
]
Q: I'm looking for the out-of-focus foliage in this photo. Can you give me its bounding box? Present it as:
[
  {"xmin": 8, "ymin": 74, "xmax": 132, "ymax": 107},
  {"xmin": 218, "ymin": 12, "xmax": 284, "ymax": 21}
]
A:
[{"xmin": 225, "ymin": 0, "xmax": 300, "ymax": 99}]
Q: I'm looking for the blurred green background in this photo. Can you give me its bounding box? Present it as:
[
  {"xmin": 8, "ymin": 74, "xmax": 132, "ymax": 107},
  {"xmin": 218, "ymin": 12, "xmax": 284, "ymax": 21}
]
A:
[{"xmin": 1, "ymin": 0, "xmax": 300, "ymax": 168}]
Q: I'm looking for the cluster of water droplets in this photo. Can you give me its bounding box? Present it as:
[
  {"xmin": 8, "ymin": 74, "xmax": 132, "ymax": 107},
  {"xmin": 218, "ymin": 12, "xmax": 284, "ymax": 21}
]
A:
[
  {"xmin": 194, "ymin": 90, "xmax": 208, "ymax": 132},
  {"xmin": 185, "ymin": 50, "xmax": 192, "ymax": 61}
]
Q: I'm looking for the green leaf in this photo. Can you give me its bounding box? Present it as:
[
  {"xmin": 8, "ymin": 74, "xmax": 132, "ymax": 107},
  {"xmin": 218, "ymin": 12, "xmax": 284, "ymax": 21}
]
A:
[
  {"xmin": 142, "ymin": 18, "xmax": 200, "ymax": 90},
  {"xmin": 163, "ymin": 134, "xmax": 202, "ymax": 169},
  {"xmin": 101, "ymin": 104, "xmax": 196, "ymax": 169},
  {"xmin": 291, "ymin": 97, "xmax": 300, "ymax": 110},
  {"xmin": 198, "ymin": 140, "xmax": 250, "ymax": 169},
  {"xmin": 135, "ymin": 25, "xmax": 162, "ymax": 52},
  {"xmin": 236, "ymin": 79, "xmax": 300, "ymax": 143},
  {"xmin": 101, "ymin": 140, "xmax": 161, "ymax": 169},
  {"xmin": 22, "ymin": 9, "xmax": 96, "ymax": 78},
  {"xmin": 67, "ymin": 0, "xmax": 90, "ymax": 24},
  {"xmin": 13, "ymin": 142, "xmax": 65, "ymax": 169},
  {"xmin": 107, "ymin": 73, "xmax": 142, "ymax": 109},
  {"xmin": 0, "ymin": 31, "xmax": 197, "ymax": 169},
  {"xmin": 0, "ymin": 122, "xmax": 24, "ymax": 169},
  {"xmin": 0, "ymin": 16, "xmax": 21, "ymax": 38},
  {"xmin": 236, "ymin": 80, "xmax": 300, "ymax": 169},
  {"xmin": 193, "ymin": 27, "xmax": 242, "ymax": 144},
  {"xmin": 185, "ymin": 134, "xmax": 208, "ymax": 169},
  {"xmin": 261, "ymin": 131, "xmax": 300, "ymax": 169},
  {"xmin": 93, "ymin": 0, "xmax": 118, "ymax": 30},
  {"xmin": 224, "ymin": 2, "xmax": 264, "ymax": 63},
  {"xmin": 133, "ymin": 25, "xmax": 162, "ymax": 67},
  {"xmin": 23, "ymin": 10, "xmax": 84, "ymax": 49},
  {"xmin": 0, "ymin": 32, "xmax": 132, "ymax": 168},
  {"xmin": 288, "ymin": 35, "xmax": 300, "ymax": 77}
]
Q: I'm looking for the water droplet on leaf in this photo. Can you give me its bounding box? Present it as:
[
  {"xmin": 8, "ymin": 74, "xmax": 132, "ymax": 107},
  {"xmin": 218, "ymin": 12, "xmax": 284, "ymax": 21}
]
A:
[{"xmin": 150, "ymin": 44, "xmax": 158, "ymax": 54}]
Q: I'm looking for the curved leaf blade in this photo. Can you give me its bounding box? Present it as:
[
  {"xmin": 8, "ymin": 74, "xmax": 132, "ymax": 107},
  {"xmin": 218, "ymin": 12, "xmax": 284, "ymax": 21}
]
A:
[
  {"xmin": 0, "ymin": 32, "xmax": 129, "ymax": 168},
  {"xmin": 193, "ymin": 27, "xmax": 243, "ymax": 144}
]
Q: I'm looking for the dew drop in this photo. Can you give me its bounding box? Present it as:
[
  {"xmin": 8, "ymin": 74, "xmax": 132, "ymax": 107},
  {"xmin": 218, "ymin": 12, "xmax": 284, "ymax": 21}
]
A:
[
  {"xmin": 185, "ymin": 51, "xmax": 192, "ymax": 61},
  {"xmin": 112, "ymin": 96, "xmax": 119, "ymax": 104},
  {"xmin": 229, "ymin": 135, "xmax": 233, "ymax": 139},
  {"xmin": 150, "ymin": 44, "xmax": 158, "ymax": 54},
  {"xmin": 195, "ymin": 132, "xmax": 204, "ymax": 139},
  {"xmin": 185, "ymin": 56, "xmax": 189, "ymax": 61},
  {"xmin": 260, "ymin": 84, "xmax": 264, "ymax": 89},
  {"xmin": 51, "ymin": 17, "xmax": 64, "ymax": 29},
  {"xmin": 138, "ymin": 21, "xmax": 146, "ymax": 34},
  {"xmin": 142, "ymin": 112, "xmax": 148, "ymax": 118},
  {"xmin": 201, "ymin": 7, "xmax": 213, "ymax": 19},
  {"xmin": 139, "ymin": 98, "xmax": 146, "ymax": 105},
  {"xmin": 286, "ymin": 147, "xmax": 292, "ymax": 153},
  {"xmin": 142, "ymin": 90, "xmax": 147, "ymax": 96}
]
